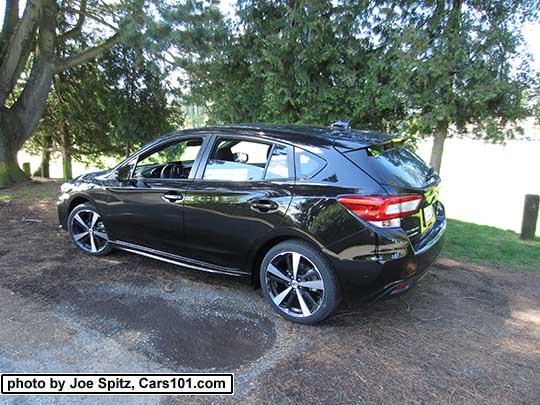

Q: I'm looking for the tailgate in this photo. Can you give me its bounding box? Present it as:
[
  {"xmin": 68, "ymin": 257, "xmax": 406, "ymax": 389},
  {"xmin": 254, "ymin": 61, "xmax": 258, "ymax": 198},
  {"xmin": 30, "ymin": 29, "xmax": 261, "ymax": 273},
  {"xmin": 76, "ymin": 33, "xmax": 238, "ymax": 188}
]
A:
[{"xmin": 340, "ymin": 141, "xmax": 441, "ymax": 246}]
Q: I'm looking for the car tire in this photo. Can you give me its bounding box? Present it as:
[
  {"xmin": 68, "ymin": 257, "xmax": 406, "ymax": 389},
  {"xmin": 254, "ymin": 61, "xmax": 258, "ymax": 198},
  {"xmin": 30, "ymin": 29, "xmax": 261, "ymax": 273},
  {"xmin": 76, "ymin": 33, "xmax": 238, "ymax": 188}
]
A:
[
  {"xmin": 260, "ymin": 239, "xmax": 340, "ymax": 324},
  {"xmin": 67, "ymin": 203, "xmax": 113, "ymax": 256}
]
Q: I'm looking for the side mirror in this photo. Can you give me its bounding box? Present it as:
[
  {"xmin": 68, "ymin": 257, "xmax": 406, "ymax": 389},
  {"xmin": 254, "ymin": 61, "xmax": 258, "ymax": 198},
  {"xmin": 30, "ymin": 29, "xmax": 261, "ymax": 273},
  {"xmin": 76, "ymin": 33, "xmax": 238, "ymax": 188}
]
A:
[{"xmin": 115, "ymin": 166, "xmax": 131, "ymax": 182}]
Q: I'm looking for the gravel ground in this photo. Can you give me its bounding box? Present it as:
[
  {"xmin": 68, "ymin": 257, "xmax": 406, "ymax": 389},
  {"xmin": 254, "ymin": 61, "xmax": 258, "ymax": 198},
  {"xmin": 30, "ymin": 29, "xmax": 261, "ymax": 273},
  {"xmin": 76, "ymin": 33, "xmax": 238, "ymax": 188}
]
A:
[{"xmin": 0, "ymin": 181, "xmax": 539, "ymax": 404}]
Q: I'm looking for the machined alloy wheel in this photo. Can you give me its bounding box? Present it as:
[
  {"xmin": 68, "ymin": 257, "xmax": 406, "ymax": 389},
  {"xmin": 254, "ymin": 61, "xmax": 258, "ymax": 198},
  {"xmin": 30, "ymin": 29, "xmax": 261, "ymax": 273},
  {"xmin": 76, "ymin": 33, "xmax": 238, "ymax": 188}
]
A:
[
  {"xmin": 260, "ymin": 240, "xmax": 340, "ymax": 324},
  {"xmin": 68, "ymin": 204, "xmax": 112, "ymax": 256},
  {"xmin": 265, "ymin": 252, "xmax": 325, "ymax": 317}
]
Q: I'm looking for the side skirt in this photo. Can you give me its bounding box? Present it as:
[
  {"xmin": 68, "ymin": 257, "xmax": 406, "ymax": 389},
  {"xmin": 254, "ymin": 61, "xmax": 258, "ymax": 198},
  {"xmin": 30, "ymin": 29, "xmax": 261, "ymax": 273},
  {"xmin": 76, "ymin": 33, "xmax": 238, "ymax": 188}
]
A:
[{"xmin": 111, "ymin": 240, "xmax": 250, "ymax": 277}]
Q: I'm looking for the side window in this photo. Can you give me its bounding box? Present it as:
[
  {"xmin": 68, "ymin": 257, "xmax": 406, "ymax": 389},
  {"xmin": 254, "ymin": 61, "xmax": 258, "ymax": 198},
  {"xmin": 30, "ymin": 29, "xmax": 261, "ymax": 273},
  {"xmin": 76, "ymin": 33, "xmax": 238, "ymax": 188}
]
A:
[
  {"xmin": 204, "ymin": 139, "xmax": 269, "ymax": 181},
  {"xmin": 295, "ymin": 148, "xmax": 326, "ymax": 178},
  {"xmin": 134, "ymin": 138, "xmax": 203, "ymax": 179},
  {"xmin": 203, "ymin": 138, "xmax": 291, "ymax": 181},
  {"xmin": 265, "ymin": 145, "xmax": 289, "ymax": 179}
]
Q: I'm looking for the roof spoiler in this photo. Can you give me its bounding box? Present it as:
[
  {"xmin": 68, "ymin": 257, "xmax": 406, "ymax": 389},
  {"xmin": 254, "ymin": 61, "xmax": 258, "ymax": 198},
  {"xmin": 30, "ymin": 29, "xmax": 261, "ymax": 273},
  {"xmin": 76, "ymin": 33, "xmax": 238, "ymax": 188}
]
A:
[{"xmin": 333, "ymin": 133, "xmax": 408, "ymax": 151}]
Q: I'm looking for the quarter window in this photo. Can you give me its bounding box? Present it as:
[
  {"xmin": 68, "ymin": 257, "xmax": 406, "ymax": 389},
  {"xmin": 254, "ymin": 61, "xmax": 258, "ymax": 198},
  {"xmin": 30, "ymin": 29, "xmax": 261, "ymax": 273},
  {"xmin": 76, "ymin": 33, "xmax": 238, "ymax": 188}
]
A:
[{"xmin": 295, "ymin": 148, "xmax": 326, "ymax": 178}]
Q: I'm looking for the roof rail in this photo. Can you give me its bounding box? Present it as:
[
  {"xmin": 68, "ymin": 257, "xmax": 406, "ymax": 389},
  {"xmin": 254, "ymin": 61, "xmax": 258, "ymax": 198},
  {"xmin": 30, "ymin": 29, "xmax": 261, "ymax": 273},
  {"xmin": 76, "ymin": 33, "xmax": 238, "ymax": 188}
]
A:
[{"xmin": 330, "ymin": 121, "xmax": 350, "ymax": 130}]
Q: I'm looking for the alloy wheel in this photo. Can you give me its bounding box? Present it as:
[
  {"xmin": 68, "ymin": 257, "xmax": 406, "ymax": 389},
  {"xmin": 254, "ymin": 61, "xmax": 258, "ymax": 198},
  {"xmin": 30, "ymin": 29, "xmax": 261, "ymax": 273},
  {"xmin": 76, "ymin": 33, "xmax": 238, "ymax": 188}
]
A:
[
  {"xmin": 70, "ymin": 209, "xmax": 109, "ymax": 253},
  {"xmin": 264, "ymin": 251, "xmax": 325, "ymax": 318}
]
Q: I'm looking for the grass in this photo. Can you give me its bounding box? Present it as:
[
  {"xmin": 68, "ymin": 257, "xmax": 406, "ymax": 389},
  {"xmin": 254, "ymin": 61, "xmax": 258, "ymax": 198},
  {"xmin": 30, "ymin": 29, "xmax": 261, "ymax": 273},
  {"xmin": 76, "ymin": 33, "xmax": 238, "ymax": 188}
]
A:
[
  {"xmin": 443, "ymin": 218, "xmax": 540, "ymax": 271},
  {"xmin": 0, "ymin": 191, "xmax": 57, "ymax": 201},
  {"xmin": 0, "ymin": 179, "xmax": 61, "ymax": 202}
]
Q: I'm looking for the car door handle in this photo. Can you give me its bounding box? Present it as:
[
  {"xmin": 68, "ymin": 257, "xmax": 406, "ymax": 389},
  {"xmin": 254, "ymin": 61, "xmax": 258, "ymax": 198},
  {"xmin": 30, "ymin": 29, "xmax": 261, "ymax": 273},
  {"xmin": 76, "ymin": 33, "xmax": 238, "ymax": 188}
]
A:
[
  {"xmin": 161, "ymin": 193, "xmax": 184, "ymax": 203},
  {"xmin": 250, "ymin": 200, "xmax": 279, "ymax": 213}
]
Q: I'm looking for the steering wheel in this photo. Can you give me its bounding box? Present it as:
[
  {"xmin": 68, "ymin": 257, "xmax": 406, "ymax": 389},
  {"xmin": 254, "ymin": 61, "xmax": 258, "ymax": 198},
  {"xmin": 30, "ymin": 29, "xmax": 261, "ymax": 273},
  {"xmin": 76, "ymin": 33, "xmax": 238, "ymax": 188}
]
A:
[{"xmin": 160, "ymin": 163, "xmax": 183, "ymax": 179}]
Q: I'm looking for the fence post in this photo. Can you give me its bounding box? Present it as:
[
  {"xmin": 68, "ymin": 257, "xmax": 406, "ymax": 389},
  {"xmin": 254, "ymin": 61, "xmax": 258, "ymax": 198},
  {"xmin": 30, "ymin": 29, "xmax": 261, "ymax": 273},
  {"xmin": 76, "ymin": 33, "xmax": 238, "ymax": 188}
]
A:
[
  {"xmin": 520, "ymin": 194, "xmax": 539, "ymax": 241},
  {"xmin": 22, "ymin": 162, "xmax": 31, "ymax": 177}
]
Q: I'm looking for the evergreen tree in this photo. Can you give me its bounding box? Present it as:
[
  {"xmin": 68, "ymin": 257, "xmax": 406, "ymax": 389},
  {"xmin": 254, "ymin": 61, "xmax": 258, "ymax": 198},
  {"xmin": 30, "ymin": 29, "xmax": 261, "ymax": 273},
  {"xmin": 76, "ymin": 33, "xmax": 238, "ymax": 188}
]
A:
[
  {"xmin": 371, "ymin": 0, "xmax": 538, "ymax": 172},
  {"xmin": 178, "ymin": 0, "xmax": 538, "ymax": 173},
  {"xmin": 27, "ymin": 45, "xmax": 180, "ymax": 178}
]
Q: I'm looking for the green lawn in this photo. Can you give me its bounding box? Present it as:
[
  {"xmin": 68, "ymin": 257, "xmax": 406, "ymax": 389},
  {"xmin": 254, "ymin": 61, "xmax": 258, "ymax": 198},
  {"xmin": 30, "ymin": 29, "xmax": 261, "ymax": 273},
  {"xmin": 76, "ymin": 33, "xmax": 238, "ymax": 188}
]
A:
[
  {"xmin": 443, "ymin": 218, "xmax": 540, "ymax": 271},
  {"xmin": 0, "ymin": 179, "xmax": 61, "ymax": 202},
  {"xmin": 0, "ymin": 191, "xmax": 57, "ymax": 201}
]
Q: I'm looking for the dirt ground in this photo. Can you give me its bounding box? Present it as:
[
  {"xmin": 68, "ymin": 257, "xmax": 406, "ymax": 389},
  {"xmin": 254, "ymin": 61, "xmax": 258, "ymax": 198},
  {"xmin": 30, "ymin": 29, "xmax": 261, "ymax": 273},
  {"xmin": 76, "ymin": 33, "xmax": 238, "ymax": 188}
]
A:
[{"xmin": 1, "ymin": 181, "xmax": 539, "ymax": 404}]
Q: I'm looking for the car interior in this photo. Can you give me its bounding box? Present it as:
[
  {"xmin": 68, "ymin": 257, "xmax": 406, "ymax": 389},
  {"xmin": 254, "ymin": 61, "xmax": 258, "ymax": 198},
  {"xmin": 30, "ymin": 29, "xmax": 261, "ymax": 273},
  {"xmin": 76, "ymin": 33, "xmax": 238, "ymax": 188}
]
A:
[
  {"xmin": 203, "ymin": 139, "xmax": 271, "ymax": 181},
  {"xmin": 133, "ymin": 138, "xmax": 203, "ymax": 179},
  {"xmin": 130, "ymin": 137, "xmax": 277, "ymax": 182}
]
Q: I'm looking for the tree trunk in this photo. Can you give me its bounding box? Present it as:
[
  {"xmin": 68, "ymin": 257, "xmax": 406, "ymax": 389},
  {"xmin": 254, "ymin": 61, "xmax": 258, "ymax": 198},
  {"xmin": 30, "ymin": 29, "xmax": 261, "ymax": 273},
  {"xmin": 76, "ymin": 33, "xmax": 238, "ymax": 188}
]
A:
[
  {"xmin": 0, "ymin": 0, "xmax": 57, "ymax": 187},
  {"xmin": 0, "ymin": 58, "xmax": 56, "ymax": 187},
  {"xmin": 41, "ymin": 148, "xmax": 51, "ymax": 178},
  {"xmin": 0, "ymin": 110, "xmax": 28, "ymax": 187},
  {"xmin": 0, "ymin": 57, "xmax": 55, "ymax": 186},
  {"xmin": 429, "ymin": 121, "xmax": 448, "ymax": 174},
  {"xmin": 61, "ymin": 121, "xmax": 72, "ymax": 179},
  {"xmin": 33, "ymin": 135, "xmax": 52, "ymax": 177},
  {"xmin": 0, "ymin": 147, "xmax": 27, "ymax": 187}
]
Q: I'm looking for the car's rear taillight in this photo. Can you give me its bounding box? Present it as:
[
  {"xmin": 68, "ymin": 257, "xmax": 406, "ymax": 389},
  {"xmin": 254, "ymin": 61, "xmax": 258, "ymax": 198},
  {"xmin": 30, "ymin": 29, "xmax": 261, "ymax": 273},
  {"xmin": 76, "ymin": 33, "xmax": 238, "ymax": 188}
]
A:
[{"xmin": 338, "ymin": 195, "xmax": 423, "ymax": 227}]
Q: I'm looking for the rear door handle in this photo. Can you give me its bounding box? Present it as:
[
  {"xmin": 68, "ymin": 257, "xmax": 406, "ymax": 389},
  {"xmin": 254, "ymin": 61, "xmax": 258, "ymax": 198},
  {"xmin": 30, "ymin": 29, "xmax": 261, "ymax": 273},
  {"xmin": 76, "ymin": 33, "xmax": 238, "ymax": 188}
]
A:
[
  {"xmin": 161, "ymin": 193, "xmax": 184, "ymax": 203},
  {"xmin": 250, "ymin": 199, "xmax": 279, "ymax": 213}
]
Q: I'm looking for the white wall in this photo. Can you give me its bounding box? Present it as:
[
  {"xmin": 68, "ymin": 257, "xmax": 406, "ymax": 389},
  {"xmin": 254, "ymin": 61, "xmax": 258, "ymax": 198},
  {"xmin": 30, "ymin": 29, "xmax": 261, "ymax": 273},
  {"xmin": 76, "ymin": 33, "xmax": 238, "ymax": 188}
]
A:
[
  {"xmin": 416, "ymin": 138, "xmax": 540, "ymax": 235},
  {"xmin": 17, "ymin": 151, "xmax": 119, "ymax": 179}
]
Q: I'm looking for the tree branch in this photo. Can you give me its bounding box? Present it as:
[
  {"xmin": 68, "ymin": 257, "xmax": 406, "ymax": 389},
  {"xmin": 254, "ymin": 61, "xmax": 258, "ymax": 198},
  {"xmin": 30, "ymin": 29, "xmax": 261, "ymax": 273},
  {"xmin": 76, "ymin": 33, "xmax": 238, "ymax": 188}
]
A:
[
  {"xmin": 1, "ymin": 0, "xmax": 20, "ymax": 52},
  {"xmin": 57, "ymin": 0, "xmax": 88, "ymax": 42},
  {"xmin": 55, "ymin": 33, "xmax": 120, "ymax": 73},
  {"xmin": 0, "ymin": 0, "xmax": 42, "ymax": 104},
  {"xmin": 11, "ymin": 32, "xmax": 38, "ymax": 93},
  {"xmin": 11, "ymin": 0, "xmax": 58, "ymax": 146},
  {"xmin": 58, "ymin": 5, "xmax": 119, "ymax": 33}
]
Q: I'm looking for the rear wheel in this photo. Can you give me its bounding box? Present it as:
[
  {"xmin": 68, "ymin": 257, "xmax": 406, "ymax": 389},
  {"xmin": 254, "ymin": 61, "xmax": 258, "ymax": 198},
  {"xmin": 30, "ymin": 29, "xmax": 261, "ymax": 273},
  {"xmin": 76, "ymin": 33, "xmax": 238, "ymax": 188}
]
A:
[
  {"xmin": 260, "ymin": 240, "xmax": 340, "ymax": 324},
  {"xmin": 67, "ymin": 203, "xmax": 112, "ymax": 256}
]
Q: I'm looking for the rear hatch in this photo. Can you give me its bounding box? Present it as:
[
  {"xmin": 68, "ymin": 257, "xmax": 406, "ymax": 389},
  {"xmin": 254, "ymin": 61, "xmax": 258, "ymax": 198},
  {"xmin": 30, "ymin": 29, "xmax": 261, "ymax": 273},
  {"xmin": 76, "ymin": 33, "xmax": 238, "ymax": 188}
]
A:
[{"xmin": 337, "ymin": 139, "xmax": 441, "ymax": 246}]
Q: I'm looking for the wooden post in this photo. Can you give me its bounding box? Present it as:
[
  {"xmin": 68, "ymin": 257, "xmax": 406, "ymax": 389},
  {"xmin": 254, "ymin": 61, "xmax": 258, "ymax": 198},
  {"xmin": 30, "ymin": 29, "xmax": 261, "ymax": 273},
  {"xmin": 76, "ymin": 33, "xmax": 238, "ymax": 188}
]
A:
[
  {"xmin": 521, "ymin": 194, "xmax": 539, "ymax": 241},
  {"xmin": 22, "ymin": 162, "xmax": 31, "ymax": 177}
]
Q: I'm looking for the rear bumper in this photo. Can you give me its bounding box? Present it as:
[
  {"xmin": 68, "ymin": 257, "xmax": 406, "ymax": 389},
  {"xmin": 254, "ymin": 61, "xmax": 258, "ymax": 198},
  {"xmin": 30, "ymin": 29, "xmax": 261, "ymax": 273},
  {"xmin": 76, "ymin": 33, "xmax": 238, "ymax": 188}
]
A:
[
  {"xmin": 367, "ymin": 218, "xmax": 445, "ymax": 300},
  {"xmin": 328, "ymin": 204, "xmax": 446, "ymax": 299}
]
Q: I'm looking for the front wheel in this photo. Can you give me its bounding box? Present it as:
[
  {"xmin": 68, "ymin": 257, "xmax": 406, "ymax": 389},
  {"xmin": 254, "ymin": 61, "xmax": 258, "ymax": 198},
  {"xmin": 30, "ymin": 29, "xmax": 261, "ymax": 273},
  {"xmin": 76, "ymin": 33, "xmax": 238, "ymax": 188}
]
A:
[
  {"xmin": 67, "ymin": 203, "xmax": 113, "ymax": 256},
  {"xmin": 260, "ymin": 240, "xmax": 340, "ymax": 324}
]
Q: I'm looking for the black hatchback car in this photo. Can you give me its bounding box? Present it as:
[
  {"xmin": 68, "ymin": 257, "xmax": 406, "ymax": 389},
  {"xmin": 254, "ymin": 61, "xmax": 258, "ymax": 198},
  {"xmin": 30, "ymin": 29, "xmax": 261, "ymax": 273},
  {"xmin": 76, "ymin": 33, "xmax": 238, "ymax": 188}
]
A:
[{"xmin": 58, "ymin": 124, "xmax": 446, "ymax": 324}]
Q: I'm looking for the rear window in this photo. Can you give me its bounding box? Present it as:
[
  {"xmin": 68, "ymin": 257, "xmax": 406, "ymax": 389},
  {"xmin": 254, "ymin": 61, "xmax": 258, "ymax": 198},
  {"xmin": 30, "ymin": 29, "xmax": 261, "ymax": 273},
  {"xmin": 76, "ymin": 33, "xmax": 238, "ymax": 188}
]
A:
[{"xmin": 344, "ymin": 144, "xmax": 438, "ymax": 189}]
